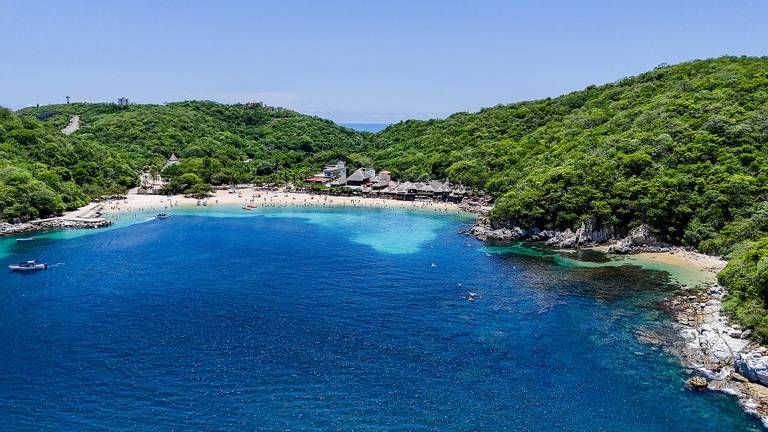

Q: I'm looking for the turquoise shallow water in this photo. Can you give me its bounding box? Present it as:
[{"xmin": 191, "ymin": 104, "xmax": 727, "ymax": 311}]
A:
[{"xmin": 0, "ymin": 207, "xmax": 762, "ymax": 431}]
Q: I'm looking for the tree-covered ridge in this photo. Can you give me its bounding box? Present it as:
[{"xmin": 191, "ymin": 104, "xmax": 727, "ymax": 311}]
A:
[
  {"xmin": 0, "ymin": 101, "xmax": 368, "ymax": 220},
  {"xmin": 372, "ymin": 55, "xmax": 768, "ymax": 340},
  {"xmin": 373, "ymin": 56, "xmax": 768, "ymax": 247},
  {"xmin": 21, "ymin": 101, "xmax": 368, "ymax": 187},
  {"xmin": 0, "ymin": 107, "xmax": 130, "ymax": 220}
]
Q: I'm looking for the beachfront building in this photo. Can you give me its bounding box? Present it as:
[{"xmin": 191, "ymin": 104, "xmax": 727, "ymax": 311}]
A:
[
  {"xmin": 305, "ymin": 161, "xmax": 347, "ymax": 185},
  {"xmin": 346, "ymin": 168, "xmax": 376, "ymax": 187},
  {"xmin": 323, "ymin": 161, "xmax": 347, "ymax": 180},
  {"xmin": 302, "ymin": 162, "xmax": 477, "ymax": 204}
]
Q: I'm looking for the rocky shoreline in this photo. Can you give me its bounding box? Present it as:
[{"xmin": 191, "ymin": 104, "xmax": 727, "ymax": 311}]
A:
[
  {"xmin": 0, "ymin": 204, "xmax": 112, "ymax": 237},
  {"xmin": 468, "ymin": 215, "xmax": 668, "ymax": 253},
  {"xmin": 667, "ymin": 285, "xmax": 768, "ymax": 426},
  {"xmin": 467, "ymin": 216, "xmax": 768, "ymax": 427}
]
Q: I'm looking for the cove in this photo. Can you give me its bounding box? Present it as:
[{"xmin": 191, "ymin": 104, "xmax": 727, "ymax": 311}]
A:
[{"xmin": 0, "ymin": 207, "xmax": 762, "ymax": 431}]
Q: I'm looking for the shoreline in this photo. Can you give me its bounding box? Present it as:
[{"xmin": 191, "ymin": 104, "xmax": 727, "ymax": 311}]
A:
[
  {"xmin": 0, "ymin": 203, "xmax": 111, "ymax": 237},
  {"xmin": 592, "ymin": 245, "xmax": 768, "ymax": 427},
  {"xmin": 100, "ymin": 188, "xmax": 470, "ymax": 215}
]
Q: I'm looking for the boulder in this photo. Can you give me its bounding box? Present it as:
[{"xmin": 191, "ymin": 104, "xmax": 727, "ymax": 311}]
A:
[
  {"xmin": 574, "ymin": 218, "xmax": 614, "ymax": 245},
  {"xmin": 532, "ymin": 230, "xmax": 556, "ymax": 241},
  {"xmin": 544, "ymin": 219, "xmax": 614, "ymax": 248},
  {"xmin": 486, "ymin": 227, "xmax": 524, "ymax": 241},
  {"xmin": 469, "ymin": 222, "xmax": 524, "ymax": 241},
  {"xmin": 609, "ymin": 223, "xmax": 662, "ymax": 254},
  {"xmin": 734, "ymin": 353, "xmax": 768, "ymax": 386},
  {"xmin": 545, "ymin": 229, "xmax": 576, "ymax": 247},
  {"xmin": 686, "ymin": 375, "xmax": 709, "ymax": 391}
]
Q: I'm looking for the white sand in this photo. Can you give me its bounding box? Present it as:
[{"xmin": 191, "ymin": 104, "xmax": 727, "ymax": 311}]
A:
[
  {"xmin": 590, "ymin": 244, "xmax": 726, "ymax": 285},
  {"xmin": 100, "ymin": 188, "xmax": 464, "ymax": 215}
]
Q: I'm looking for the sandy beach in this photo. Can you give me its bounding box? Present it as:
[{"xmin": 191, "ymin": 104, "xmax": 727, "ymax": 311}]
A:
[
  {"xmin": 102, "ymin": 189, "xmax": 726, "ymax": 279},
  {"xmin": 588, "ymin": 244, "xmax": 726, "ymax": 285},
  {"xmin": 100, "ymin": 188, "xmax": 464, "ymax": 215}
]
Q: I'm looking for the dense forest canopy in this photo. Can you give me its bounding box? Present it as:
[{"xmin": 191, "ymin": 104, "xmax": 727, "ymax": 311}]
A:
[
  {"xmin": 4, "ymin": 56, "xmax": 768, "ymax": 338},
  {"xmin": 373, "ymin": 56, "xmax": 768, "ymax": 247}
]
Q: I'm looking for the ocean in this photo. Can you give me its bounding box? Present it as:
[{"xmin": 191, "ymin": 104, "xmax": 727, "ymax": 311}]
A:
[
  {"xmin": 339, "ymin": 123, "xmax": 389, "ymax": 133},
  {"xmin": 0, "ymin": 207, "xmax": 762, "ymax": 431}
]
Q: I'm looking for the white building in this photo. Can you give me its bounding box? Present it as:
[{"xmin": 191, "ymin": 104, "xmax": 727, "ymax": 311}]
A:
[{"xmin": 322, "ymin": 161, "xmax": 347, "ymax": 180}]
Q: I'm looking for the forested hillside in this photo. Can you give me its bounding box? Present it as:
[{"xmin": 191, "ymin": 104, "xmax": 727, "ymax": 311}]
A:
[
  {"xmin": 0, "ymin": 101, "xmax": 367, "ymax": 221},
  {"xmin": 374, "ymin": 56, "xmax": 768, "ymax": 247},
  {"xmin": 22, "ymin": 101, "xmax": 368, "ymax": 187},
  {"xmin": 372, "ymin": 56, "xmax": 768, "ymax": 338}
]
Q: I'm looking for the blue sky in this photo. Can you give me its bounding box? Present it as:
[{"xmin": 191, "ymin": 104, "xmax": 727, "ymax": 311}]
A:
[{"xmin": 1, "ymin": 0, "xmax": 766, "ymax": 122}]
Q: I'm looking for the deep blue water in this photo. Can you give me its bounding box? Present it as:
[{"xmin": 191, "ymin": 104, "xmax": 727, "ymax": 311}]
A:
[
  {"xmin": 0, "ymin": 208, "xmax": 763, "ymax": 431},
  {"xmin": 339, "ymin": 123, "xmax": 389, "ymax": 133}
]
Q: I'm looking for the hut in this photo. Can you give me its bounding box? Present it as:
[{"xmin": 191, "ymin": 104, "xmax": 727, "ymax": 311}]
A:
[
  {"xmin": 164, "ymin": 153, "xmax": 180, "ymax": 169},
  {"xmin": 347, "ymin": 168, "xmax": 376, "ymax": 186}
]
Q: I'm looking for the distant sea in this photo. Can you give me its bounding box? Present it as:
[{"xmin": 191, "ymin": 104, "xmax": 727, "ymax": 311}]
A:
[
  {"xmin": 0, "ymin": 207, "xmax": 762, "ymax": 431},
  {"xmin": 340, "ymin": 123, "xmax": 389, "ymax": 132}
]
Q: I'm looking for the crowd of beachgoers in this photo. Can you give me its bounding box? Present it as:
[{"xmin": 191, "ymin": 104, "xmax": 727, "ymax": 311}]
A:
[{"xmin": 102, "ymin": 188, "xmax": 464, "ymax": 215}]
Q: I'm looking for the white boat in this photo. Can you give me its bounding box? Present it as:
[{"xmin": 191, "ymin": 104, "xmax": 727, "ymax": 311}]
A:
[
  {"xmin": 16, "ymin": 237, "xmax": 35, "ymax": 242},
  {"xmin": 9, "ymin": 260, "xmax": 48, "ymax": 271},
  {"xmin": 156, "ymin": 213, "xmax": 171, "ymax": 219}
]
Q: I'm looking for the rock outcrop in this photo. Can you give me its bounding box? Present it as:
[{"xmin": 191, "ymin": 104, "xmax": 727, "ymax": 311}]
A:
[
  {"xmin": 468, "ymin": 216, "xmax": 617, "ymax": 248},
  {"xmin": 735, "ymin": 353, "xmax": 768, "ymax": 387},
  {"xmin": 544, "ymin": 219, "xmax": 614, "ymax": 247},
  {"xmin": 0, "ymin": 217, "xmax": 111, "ymax": 236},
  {"xmin": 686, "ymin": 375, "xmax": 709, "ymax": 391},
  {"xmin": 608, "ymin": 223, "xmax": 669, "ymax": 254},
  {"xmin": 668, "ymin": 285, "xmax": 768, "ymax": 424},
  {"xmin": 469, "ymin": 224, "xmax": 524, "ymax": 241}
]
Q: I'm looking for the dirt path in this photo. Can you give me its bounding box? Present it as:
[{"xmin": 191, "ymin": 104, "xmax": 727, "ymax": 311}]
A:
[{"xmin": 61, "ymin": 115, "xmax": 80, "ymax": 135}]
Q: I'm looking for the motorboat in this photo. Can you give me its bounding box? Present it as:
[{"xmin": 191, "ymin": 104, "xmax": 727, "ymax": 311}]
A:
[
  {"xmin": 16, "ymin": 237, "xmax": 35, "ymax": 242},
  {"xmin": 156, "ymin": 213, "xmax": 171, "ymax": 219},
  {"xmin": 9, "ymin": 260, "xmax": 48, "ymax": 271}
]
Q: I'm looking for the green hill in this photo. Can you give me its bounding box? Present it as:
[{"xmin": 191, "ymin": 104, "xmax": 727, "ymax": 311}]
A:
[
  {"xmin": 372, "ymin": 55, "xmax": 768, "ymax": 338},
  {"xmin": 373, "ymin": 56, "xmax": 768, "ymax": 247},
  {"xmin": 0, "ymin": 101, "xmax": 367, "ymax": 221}
]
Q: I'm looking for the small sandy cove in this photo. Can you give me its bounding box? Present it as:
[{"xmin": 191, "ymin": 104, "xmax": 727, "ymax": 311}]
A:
[
  {"xmin": 101, "ymin": 188, "xmax": 462, "ymax": 215},
  {"xmin": 590, "ymin": 244, "xmax": 727, "ymax": 282}
]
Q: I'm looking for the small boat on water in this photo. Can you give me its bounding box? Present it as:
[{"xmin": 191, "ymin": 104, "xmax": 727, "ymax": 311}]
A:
[
  {"xmin": 241, "ymin": 205, "xmax": 253, "ymax": 210},
  {"xmin": 16, "ymin": 237, "xmax": 35, "ymax": 242},
  {"xmin": 156, "ymin": 213, "xmax": 171, "ymax": 219},
  {"xmin": 9, "ymin": 260, "xmax": 48, "ymax": 271}
]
